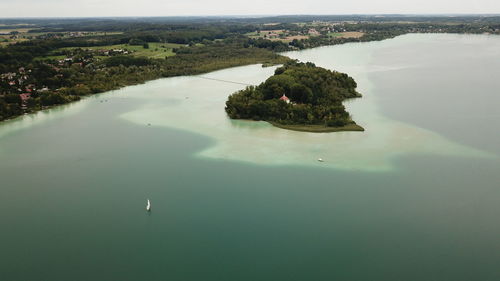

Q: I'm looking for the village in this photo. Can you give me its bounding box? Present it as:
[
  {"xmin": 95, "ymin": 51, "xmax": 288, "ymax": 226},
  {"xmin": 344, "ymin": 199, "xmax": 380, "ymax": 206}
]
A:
[
  {"xmin": 0, "ymin": 67, "xmax": 45, "ymax": 110},
  {"xmin": 0, "ymin": 42, "xmax": 175, "ymax": 112},
  {"xmin": 247, "ymin": 21, "xmax": 365, "ymax": 43},
  {"xmin": 0, "ymin": 47, "xmax": 140, "ymax": 116}
]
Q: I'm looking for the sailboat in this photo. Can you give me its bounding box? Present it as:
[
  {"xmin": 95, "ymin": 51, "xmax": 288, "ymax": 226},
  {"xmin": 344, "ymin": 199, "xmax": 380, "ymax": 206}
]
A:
[{"xmin": 146, "ymin": 199, "xmax": 151, "ymax": 212}]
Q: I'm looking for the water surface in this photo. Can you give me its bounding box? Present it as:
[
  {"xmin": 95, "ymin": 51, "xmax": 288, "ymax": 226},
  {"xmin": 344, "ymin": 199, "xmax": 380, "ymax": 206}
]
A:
[{"xmin": 1, "ymin": 34, "xmax": 499, "ymax": 281}]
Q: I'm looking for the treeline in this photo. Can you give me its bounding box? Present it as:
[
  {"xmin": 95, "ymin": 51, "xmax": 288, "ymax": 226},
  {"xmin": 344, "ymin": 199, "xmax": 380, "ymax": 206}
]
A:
[
  {"xmin": 113, "ymin": 24, "xmax": 257, "ymax": 44},
  {"xmin": 345, "ymin": 22, "xmax": 500, "ymax": 34},
  {"xmin": 291, "ymin": 21, "xmax": 500, "ymax": 50},
  {"xmin": 0, "ymin": 41, "xmax": 288, "ymax": 121},
  {"xmin": 225, "ymin": 61, "xmax": 361, "ymax": 127},
  {"xmin": 0, "ymin": 32, "xmax": 288, "ymax": 74},
  {"xmin": 0, "ymin": 24, "xmax": 252, "ymax": 70},
  {"xmin": 160, "ymin": 42, "xmax": 289, "ymax": 76},
  {"xmin": 233, "ymin": 15, "xmax": 500, "ymax": 24},
  {"xmin": 30, "ymin": 22, "xmax": 258, "ymax": 43},
  {"xmin": 3, "ymin": 15, "xmax": 500, "ymax": 27},
  {"xmin": 0, "ymin": 37, "xmax": 123, "ymax": 72}
]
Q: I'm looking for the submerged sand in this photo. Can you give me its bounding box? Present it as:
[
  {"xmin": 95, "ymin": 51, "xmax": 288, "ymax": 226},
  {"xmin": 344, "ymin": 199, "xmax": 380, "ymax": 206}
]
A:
[{"xmin": 119, "ymin": 62, "xmax": 491, "ymax": 172}]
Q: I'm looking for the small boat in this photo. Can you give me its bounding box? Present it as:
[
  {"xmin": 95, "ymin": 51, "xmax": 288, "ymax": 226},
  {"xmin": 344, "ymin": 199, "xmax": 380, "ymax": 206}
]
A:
[
  {"xmin": 318, "ymin": 158, "xmax": 324, "ymax": 162},
  {"xmin": 146, "ymin": 199, "xmax": 151, "ymax": 212}
]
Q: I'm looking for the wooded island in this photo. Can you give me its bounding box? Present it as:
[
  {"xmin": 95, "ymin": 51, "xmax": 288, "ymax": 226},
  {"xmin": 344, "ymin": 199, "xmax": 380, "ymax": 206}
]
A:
[{"xmin": 225, "ymin": 61, "xmax": 364, "ymax": 132}]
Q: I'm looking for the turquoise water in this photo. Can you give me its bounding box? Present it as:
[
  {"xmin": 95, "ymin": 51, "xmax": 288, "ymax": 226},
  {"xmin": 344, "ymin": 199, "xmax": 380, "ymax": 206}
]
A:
[{"xmin": 1, "ymin": 34, "xmax": 499, "ymax": 280}]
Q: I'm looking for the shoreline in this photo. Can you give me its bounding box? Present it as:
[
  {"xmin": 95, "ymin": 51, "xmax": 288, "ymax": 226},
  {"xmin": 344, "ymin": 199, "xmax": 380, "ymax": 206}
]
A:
[
  {"xmin": 0, "ymin": 30, "xmax": 404, "ymax": 124},
  {"xmin": 269, "ymin": 121, "xmax": 365, "ymax": 133},
  {"xmin": 0, "ymin": 61, "xmax": 285, "ymax": 124},
  {"xmin": 1, "ymin": 32, "xmax": 402, "ymax": 124}
]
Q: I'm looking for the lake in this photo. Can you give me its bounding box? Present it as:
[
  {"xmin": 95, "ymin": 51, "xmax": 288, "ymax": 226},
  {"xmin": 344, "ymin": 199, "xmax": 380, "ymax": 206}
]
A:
[{"xmin": 1, "ymin": 34, "xmax": 499, "ymax": 281}]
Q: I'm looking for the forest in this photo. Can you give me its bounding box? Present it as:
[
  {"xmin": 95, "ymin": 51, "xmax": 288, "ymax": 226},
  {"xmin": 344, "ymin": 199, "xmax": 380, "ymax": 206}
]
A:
[
  {"xmin": 0, "ymin": 33, "xmax": 288, "ymax": 121},
  {"xmin": 225, "ymin": 61, "xmax": 364, "ymax": 132}
]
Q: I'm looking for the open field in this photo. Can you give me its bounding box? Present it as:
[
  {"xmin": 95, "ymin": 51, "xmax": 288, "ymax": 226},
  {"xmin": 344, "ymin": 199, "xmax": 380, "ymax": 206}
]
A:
[
  {"xmin": 61, "ymin": 42, "xmax": 184, "ymax": 58},
  {"xmin": 246, "ymin": 29, "xmax": 364, "ymax": 43},
  {"xmin": 333, "ymin": 32, "xmax": 365, "ymax": 38},
  {"xmin": 0, "ymin": 28, "xmax": 38, "ymax": 46},
  {"xmin": 33, "ymin": 55, "xmax": 66, "ymax": 61},
  {"xmin": 247, "ymin": 30, "xmax": 311, "ymax": 43},
  {"xmin": 246, "ymin": 30, "xmax": 286, "ymax": 38},
  {"xmin": 270, "ymin": 35, "xmax": 309, "ymax": 42},
  {"xmin": 0, "ymin": 36, "xmax": 30, "ymax": 46},
  {"xmin": 0, "ymin": 28, "xmax": 34, "ymax": 34},
  {"xmin": 0, "ymin": 23, "xmax": 36, "ymax": 27},
  {"xmin": 0, "ymin": 31, "xmax": 124, "ymax": 47}
]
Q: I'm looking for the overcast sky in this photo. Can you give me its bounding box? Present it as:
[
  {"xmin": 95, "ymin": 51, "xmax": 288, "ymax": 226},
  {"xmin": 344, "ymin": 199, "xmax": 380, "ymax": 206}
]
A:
[{"xmin": 1, "ymin": 0, "xmax": 499, "ymax": 18}]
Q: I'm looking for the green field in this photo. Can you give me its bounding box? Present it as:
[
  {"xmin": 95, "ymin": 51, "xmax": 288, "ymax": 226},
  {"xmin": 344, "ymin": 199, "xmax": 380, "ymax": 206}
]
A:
[
  {"xmin": 63, "ymin": 42, "xmax": 184, "ymax": 58},
  {"xmin": 0, "ymin": 31, "xmax": 124, "ymax": 47},
  {"xmin": 245, "ymin": 31, "xmax": 260, "ymax": 37},
  {"xmin": 245, "ymin": 29, "xmax": 286, "ymax": 37},
  {"xmin": 327, "ymin": 32, "xmax": 342, "ymax": 37},
  {"xmin": 33, "ymin": 55, "xmax": 66, "ymax": 61}
]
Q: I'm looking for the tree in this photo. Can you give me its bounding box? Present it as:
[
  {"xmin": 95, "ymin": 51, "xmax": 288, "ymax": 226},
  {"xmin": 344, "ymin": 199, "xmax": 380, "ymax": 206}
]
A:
[
  {"xmin": 129, "ymin": 38, "xmax": 145, "ymax": 45},
  {"xmin": 4, "ymin": 94, "xmax": 21, "ymax": 105},
  {"xmin": 225, "ymin": 62, "xmax": 361, "ymax": 128},
  {"xmin": 290, "ymin": 83, "xmax": 312, "ymax": 103}
]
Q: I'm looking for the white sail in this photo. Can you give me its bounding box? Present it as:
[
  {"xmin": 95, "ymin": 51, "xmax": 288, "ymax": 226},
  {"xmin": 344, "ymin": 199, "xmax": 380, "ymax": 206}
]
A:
[{"xmin": 146, "ymin": 199, "xmax": 151, "ymax": 211}]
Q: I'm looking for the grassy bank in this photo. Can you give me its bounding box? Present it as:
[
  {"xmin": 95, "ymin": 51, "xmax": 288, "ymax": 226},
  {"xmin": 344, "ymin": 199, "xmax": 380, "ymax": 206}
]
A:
[{"xmin": 269, "ymin": 122, "xmax": 365, "ymax": 133}]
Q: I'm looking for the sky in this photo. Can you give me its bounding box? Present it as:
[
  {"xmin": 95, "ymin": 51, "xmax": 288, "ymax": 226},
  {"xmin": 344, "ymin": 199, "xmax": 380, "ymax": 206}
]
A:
[{"xmin": 1, "ymin": 0, "xmax": 499, "ymax": 18}]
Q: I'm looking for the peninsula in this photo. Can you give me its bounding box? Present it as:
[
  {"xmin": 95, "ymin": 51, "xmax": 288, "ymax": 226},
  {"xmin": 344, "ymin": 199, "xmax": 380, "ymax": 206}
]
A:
[{"xmin": 225, "ymin": 61, "xmax": 364, "ymax": 132}]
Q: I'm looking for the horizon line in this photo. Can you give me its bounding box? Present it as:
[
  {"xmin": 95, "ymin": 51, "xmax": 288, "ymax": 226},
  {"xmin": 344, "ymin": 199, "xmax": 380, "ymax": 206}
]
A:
[{"xmin": 1, "ymin": 13, "xmax": 500, "ymax": 20}]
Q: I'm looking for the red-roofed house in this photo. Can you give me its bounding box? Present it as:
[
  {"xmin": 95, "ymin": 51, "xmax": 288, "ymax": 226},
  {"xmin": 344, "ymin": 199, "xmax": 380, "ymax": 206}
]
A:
[
  {"xmin": 20, "ymin": 93, "xmax": 31, "ymax": 102},
  {"xmin": 279, "ymin": 94, "xmax": 290, "ymax": 104}
]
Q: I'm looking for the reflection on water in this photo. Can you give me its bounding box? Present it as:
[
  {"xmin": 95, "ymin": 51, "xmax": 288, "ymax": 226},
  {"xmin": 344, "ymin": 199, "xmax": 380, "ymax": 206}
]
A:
[{"xmin": 0, "ymin": 99, "xmax": 90, "ymax": 140}]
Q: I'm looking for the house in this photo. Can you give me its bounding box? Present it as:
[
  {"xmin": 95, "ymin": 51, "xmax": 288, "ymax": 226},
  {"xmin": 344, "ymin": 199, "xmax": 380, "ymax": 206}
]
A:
[
  {"xmin": 279, "ymin": 94, "xmax": 291, "ymax": 104},
  {"xmin": 19, "ymin": 93, "xmax": 31, "ymax": 102},
  {"xmin": 308, "ymin": 29, "xmax": 320, "ymax": 36},
  {"xmin": 1, "ymin": 72, "xmax": 16, "ymax": 80}
]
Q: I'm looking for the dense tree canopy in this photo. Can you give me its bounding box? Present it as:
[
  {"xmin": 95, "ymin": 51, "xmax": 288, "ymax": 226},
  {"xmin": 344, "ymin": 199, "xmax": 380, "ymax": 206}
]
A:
[{"xmin": 225, "ymin": 61, "xmax": 361, "ymax": 128}]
